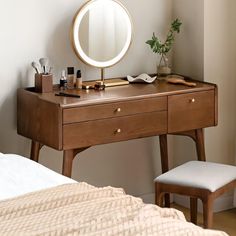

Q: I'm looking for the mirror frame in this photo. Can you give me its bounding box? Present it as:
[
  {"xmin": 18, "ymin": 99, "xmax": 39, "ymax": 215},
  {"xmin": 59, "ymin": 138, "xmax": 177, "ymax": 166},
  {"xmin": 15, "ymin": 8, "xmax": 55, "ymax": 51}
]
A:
[{"xmin": 71, "ymin": 0, "xmax": 133, "ymax": 69}]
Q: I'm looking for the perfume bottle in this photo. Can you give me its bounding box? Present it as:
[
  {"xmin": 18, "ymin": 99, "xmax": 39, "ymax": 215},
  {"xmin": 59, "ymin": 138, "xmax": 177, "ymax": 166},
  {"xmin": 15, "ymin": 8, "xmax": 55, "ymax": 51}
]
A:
[
  {"xmin": 67, "ymin": 67, "xmax": 75, "ymax": 89},
  {"xmin": 76, "ymin": 70, "xmax": 82, "ymax": 89}
]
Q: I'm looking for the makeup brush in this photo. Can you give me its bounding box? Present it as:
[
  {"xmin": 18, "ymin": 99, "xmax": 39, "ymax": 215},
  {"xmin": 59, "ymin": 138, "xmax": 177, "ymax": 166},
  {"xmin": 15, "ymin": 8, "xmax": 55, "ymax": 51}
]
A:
[
  {"xmin": 31, "ymin": 61, "xmax": 40, "ymax": 74},
  {"xmin": 48, "ymin": 66, "xmax": 53, "ymax": 74},
  {"xmin": 39, "ymin": 58, "xmax": 49, "ymax": 74}
]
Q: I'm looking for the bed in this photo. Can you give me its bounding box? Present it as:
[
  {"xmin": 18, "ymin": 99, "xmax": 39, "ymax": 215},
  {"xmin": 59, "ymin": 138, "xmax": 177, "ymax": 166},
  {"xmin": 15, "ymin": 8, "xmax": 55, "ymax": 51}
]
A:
[{"xmin": 0, "ymin": 153, "xmax": 227, "ymax": 235}]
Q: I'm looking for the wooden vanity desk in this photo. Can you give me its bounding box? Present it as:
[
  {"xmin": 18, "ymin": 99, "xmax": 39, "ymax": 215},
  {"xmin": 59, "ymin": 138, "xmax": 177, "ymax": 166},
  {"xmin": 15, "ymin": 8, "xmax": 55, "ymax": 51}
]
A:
[{"xmin": 17, "ymin": 78, "xmax": 217, "ymax": 180}]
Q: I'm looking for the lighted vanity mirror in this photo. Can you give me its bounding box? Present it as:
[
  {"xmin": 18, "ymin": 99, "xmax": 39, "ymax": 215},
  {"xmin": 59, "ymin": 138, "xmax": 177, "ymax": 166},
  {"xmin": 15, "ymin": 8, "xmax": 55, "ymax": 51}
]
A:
[{"xmin": 71, "ymin": 0, "xmax": 133, "ymax": 85}]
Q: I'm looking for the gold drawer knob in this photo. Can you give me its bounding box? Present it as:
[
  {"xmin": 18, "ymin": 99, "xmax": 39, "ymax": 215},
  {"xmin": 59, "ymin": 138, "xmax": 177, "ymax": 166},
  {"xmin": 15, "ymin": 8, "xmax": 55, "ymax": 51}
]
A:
[
  {"xmin": 189, "ymin": 98, "xmax": 195, "ymax": 103},
  {"xmin": 115, "ymin": 128, "xmax": 121, "ymax": 134},
  {"xmin": 116, "ymin": 108, "xmax": 121, "ymax": 113}
]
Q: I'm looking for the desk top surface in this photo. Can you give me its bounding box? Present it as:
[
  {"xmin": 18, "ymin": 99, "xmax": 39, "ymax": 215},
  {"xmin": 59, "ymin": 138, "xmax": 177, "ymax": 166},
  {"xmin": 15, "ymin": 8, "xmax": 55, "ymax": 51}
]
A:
[{"xmin": 21, "ymin": 78, "xmax": 216, "ymax": 108}]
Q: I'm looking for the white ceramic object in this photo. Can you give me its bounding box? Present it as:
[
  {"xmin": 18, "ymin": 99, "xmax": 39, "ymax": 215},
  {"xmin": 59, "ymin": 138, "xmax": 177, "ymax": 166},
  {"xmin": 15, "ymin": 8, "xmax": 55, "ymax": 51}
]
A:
[{"xmin": 127, "ymin": 74, "xmax": 157, "ymax": 83}]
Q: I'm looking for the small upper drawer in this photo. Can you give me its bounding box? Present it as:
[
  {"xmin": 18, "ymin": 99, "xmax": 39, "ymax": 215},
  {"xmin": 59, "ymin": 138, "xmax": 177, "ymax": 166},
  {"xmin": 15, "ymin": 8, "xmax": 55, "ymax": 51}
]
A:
[
  {"xmin": 168, "ymin": 90, "xmax": 216, "ymax": 133},
  {"xmin": 63, "ymin": 97, "xmax": 167, "ymax": 124}
]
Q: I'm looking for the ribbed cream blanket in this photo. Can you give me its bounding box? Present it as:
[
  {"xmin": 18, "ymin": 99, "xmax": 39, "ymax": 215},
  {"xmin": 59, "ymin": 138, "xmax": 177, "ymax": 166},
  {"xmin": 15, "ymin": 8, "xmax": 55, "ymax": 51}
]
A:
[{"xmin": 0, "ymin": 183, "xmax": 227, "ymax": 235}]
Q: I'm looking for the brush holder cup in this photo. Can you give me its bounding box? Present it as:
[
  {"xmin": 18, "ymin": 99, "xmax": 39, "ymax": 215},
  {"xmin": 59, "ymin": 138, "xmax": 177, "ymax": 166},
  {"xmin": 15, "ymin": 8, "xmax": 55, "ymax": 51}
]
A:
[{"xmin": 35, "ymin": 73, "xmax": 53, "ymax": 93}]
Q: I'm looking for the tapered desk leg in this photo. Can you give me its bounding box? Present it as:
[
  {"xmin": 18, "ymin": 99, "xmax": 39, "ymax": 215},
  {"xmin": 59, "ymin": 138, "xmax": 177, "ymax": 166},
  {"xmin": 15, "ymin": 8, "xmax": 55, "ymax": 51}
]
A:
[
  {"xmin": 63, "ymin": 150, "xmax": 74, "ymax": 178},
  {"xmin": 195, "ymin": 129, "xmax": 206, "ymax": 161},
  {"xmin": 171, "ymin": 129, "xmax": 206, "ymax": 162},
  {"xmin": 159, "ymin": 134, "xmax": 170, "ymax": 207},
  {"xmin": 30, "ymin": 140, "xmax": 42, "ymax": 162},
  {"xmin": 62, "ymin": 148, "xmax": 89, "ymax": 178}
]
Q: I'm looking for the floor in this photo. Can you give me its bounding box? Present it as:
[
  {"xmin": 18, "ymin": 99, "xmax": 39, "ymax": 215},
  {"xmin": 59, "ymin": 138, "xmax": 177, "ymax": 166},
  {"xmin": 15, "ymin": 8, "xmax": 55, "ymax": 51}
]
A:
[{"xmin": 173, "ymin": 204, "xmax": 236, "ymax": 236}]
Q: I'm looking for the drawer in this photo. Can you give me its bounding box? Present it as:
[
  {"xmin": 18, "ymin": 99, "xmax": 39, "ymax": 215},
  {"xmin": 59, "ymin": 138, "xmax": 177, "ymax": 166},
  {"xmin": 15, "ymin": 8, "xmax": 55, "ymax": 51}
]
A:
[
  {"xmin": 63, "ymin": 97, "xmax": 167, "ymax": 124},
  {"xmin": 63, "ymin": 111, "xmax": 167, "ymax": 149},
  {"xmin": 168, "ymin": 90, "xmax": 215, "ymax": 133}
]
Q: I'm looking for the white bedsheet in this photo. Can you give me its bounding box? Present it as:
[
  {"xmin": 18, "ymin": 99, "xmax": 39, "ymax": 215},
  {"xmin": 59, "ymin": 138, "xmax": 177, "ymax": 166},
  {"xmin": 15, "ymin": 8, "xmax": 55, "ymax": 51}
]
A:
[{"xmin": 0, "ymin": 153, "xmax": 76, "ymax": 201}]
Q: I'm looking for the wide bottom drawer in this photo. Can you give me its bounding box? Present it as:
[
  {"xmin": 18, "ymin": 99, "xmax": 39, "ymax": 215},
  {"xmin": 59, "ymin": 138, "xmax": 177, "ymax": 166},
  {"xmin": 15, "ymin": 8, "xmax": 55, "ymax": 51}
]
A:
[{"xmin": 63, "ymin": 111, "xmax": 167, "ymax": 149}]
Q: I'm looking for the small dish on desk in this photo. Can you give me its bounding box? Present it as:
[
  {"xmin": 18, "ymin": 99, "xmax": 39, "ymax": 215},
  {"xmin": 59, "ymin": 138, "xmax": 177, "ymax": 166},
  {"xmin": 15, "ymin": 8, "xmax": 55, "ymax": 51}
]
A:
[{"xmin": 127, "ymin": 74, "xmax": 157, "ymax": 84}]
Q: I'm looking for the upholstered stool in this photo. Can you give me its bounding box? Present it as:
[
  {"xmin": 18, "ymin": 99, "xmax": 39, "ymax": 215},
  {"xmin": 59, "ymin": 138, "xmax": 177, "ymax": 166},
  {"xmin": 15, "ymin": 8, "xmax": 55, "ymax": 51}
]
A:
[{"xmin": 154, "ymin": 161, "xmax": 236, "ymax": 229}]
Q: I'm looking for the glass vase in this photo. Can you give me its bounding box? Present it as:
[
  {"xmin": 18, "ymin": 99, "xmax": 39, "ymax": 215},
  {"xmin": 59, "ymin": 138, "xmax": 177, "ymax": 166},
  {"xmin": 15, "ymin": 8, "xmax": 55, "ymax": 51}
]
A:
[{"xmin": 157, "ymin": 54, "xmax": 171, "ymax": 77}]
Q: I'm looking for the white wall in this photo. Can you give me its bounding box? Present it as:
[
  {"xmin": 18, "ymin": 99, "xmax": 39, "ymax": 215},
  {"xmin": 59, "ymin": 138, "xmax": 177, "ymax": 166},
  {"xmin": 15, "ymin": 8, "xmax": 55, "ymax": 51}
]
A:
[
  {"xmin": 204, "ymin": 0, "xmax": 236, "ymax": 207},
  {"xmin": 204, "ymin": 0, "xmax": 236, "ymax": 165},
  {"xmin": 172, "ymin": 0, "xmax": 204, "ymax": 82},
  {"xmin": 172, "ymin": 0, "xmax": 204, "ymax": 167},
  {"xmin": 0, "ymin": 0, "xmax": 172, "ymax": 200},
  {"xmin": 170, "ymin": 0, "xmax": 205, "ymax": 209}
]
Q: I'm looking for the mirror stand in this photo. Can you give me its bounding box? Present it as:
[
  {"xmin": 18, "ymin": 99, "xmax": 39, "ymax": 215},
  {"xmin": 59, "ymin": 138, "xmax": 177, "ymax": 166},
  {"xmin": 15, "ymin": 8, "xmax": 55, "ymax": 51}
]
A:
[
  {"xmin": 93, "ymin": 68, "xmax": 106, "ymax": 90},
  {"xmin": 101, "ymin": 68, "xmax": 105, "ymax": 85},
  {"xmin": 92, "ymin": 67, "xmax": 129, "ymax": 90}
]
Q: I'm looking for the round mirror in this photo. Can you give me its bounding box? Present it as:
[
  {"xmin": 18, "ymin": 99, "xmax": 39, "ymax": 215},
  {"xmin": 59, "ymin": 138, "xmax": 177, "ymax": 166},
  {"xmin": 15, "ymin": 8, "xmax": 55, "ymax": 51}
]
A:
[{"xmin": 71, "ymin": 0, "xmax": 133, "ymax": 68}]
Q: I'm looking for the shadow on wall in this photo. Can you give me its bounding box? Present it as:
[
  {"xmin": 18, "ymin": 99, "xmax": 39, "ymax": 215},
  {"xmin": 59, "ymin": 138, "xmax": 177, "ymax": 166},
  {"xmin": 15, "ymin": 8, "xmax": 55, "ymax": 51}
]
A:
[
  {"xmin": 45, "ymin": 12, "xmax": 98, "ymax": 82},
  {"xmin": 0, "ymin": 11, "xmax": 90, "ymax": 155},
  {"xmin": 0, "ymin": 69, "xmax": 32, "ymax": 156}
]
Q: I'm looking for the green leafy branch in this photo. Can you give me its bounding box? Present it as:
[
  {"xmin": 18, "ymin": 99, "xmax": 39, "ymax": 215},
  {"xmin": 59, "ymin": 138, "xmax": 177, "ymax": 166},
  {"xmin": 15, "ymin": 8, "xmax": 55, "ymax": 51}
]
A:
[{"xmin": 146, "ymin": 18, "xmax": 182, "ymax": 55}]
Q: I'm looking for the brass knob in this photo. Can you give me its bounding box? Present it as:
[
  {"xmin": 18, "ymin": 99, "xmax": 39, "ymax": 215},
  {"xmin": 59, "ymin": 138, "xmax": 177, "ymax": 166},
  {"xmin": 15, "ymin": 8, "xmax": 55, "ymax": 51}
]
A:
[
  {"xmin": 115, "ymin": 128, "xmax": 121, "ymax": 134},
  {"xmin": 190, "ymin": 98, "xmax": 195, "ymax": 103},
  {"xmin": 116, "ymin": 108, "xmax": 121, "ymax": 113}
]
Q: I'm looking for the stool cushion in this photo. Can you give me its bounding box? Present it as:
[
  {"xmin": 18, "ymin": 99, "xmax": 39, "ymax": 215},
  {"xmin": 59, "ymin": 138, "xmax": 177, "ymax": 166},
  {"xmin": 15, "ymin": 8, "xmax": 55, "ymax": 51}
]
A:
[{"xmin": 154, "ymin": 161, "xmax": 236, "ymax": 192}]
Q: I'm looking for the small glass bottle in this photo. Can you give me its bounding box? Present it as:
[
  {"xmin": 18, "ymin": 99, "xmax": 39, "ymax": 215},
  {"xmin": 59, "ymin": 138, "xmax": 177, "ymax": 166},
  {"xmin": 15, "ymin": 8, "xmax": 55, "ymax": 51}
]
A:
[
  {"xmin": 59, "ymin": 70, "xmax": 67, "ymax": 90},
  {"xmin": 67, "ymin": 67, "xmax": 75, "ymax": 89},
  {"xmin": 76, "ymin": 70, "xmax": 82, "ymax": 89}
]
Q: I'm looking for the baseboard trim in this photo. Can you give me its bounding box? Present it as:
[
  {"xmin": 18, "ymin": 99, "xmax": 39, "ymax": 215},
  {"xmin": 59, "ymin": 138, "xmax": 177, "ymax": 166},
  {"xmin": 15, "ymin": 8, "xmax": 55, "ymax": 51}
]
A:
[
  {"xmin": 138, "ymin": 193, "xmax": 174, "ymax": 204},
  {"xmin": 174, "ymin": 194, "xmax": 235, "ymax": 213},
  {"xmin": 139, "ymin": 193, "xmax": 155, "ymax": 204},
  {"xmin": 138, "ymin": 192, "xmax": 235, "ymax": 213},
  {"xmin": 137, "ymin": 192, "xmax": 235, "ymax": 213}
]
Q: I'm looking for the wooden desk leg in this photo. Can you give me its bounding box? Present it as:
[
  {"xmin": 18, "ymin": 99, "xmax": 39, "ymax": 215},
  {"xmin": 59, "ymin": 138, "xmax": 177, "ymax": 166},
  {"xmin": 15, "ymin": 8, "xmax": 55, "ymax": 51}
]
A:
[
  {"xmin": 62, "ymin": 148, "xmax": 89, "ymax": 178},
  {"xmin": 30, "ymin": 140, "xmax": 42, "ymax": 162},
  {"xmin": 171, "ymin": 128, "xmax": 206, "ymax": 162},
  {"xmin": 63, "ymin": 150, "xmax": 74, "ymax": 178},
  {"xmin": 195, "ymin": 129, "xmax": 206, "ymax": 161},
  {"xmin": 159, "ymin": 134, "xmax": 170, "ymax": 207}
]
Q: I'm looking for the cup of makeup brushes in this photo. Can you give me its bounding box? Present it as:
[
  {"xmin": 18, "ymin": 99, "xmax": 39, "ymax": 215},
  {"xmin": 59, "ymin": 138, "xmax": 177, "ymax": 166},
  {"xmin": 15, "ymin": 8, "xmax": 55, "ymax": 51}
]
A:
[{"xmin": 35, "ymin": 73, "xmax": 53, "ymax": 93}]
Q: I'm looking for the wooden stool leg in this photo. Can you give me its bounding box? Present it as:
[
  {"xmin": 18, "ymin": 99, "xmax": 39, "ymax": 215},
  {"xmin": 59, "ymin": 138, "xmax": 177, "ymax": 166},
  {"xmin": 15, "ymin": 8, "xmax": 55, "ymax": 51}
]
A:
[
  {"xmin": 163, "ymin": 194, "xmax": 170, "ymax": 207},
  {"xmin": 202, "ymin": 197, "xmax": 214, "ymax": 229},
  {"xmin": 159, "ymin": 135, "xmax": 170, "ymax": 207},
  {"xmin": 155, "ymin": 183, "xmax": 164, "ymax": 207},
  {"xmin": 190, "ymin": 197, "xmax": 198, "ymax": 225}
]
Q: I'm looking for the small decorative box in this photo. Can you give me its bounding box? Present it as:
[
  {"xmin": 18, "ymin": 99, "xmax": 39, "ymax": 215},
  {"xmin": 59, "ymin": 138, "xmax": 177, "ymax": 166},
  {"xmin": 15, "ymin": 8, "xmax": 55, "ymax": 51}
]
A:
[{"xmin": 35, "ymin": 73, "xmax": 53, "ymax": 93}]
